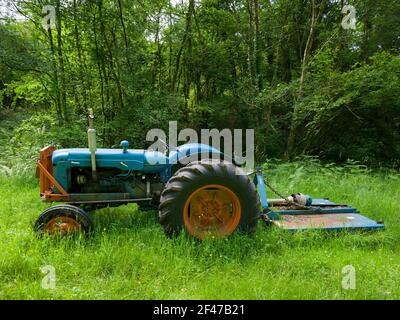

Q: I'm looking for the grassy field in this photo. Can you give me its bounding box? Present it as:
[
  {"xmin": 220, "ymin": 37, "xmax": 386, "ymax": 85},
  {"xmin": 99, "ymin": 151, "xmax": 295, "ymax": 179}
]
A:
[{"xmin": 0, "ymin": 161, "xmax": 399, "ymax": 300}]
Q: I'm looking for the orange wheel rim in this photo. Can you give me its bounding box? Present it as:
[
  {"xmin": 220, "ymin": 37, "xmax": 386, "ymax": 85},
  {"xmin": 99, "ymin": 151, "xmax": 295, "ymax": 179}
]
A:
[
  {"xmin": 183, "ymin": 184, "xmax": 241, "ymax": 240},
  {"xmin": 44, "ymin": 216, "xmax": 81, "ymax": 235}
]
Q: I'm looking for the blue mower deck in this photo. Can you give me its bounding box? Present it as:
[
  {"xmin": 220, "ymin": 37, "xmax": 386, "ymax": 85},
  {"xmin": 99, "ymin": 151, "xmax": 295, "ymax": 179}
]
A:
[
  {"xmin": 254, "ymin": 169, "xmax": 385, "ymax": 232},
  {"xmin": 269, "ymin": 199, "xmax": 384, "ymax": 231}
]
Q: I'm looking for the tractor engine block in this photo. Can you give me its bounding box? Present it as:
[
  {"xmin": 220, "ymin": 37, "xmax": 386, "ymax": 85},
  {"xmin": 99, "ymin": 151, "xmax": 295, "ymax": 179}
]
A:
[{"xmin": 70, "ymin": 167, "xmax": 163, "ymax": 200}]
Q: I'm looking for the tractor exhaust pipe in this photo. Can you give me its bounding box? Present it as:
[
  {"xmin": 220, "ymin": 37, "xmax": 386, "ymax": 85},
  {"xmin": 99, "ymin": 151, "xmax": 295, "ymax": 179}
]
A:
[{"xmin": 87, "ymin": 109, "xmax": 97, "ymax": 180}]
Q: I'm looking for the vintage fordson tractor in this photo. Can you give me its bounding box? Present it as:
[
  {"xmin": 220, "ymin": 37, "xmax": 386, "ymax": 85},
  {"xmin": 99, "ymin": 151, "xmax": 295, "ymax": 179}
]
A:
[
  {"xmin": 35, "ymin": 111, "xmax": 260, "ymax": 240},
  {"xmin": 35, "ymin": 111, "xmax": 384, "ymax": 239}
]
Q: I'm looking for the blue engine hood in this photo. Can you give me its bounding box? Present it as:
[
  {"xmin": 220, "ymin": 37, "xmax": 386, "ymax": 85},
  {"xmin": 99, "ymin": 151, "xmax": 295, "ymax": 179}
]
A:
[
  {"xmin": 49, "ymin": 143, "xmax": 226, "ymax": 192},
  {"xmin": 52, "ymin": 148, "xmax": 168, "ymax": 173}
]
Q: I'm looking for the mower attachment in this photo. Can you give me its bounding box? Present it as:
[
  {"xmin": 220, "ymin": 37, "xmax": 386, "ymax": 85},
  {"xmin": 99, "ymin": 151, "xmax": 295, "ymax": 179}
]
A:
[
  {"xmin": 268, "ymin": 202, "xmax": 384, "ymax": 231},
  {"xmin": 254, "ymin": 168, "xmax": 385, "ymax": 232}
]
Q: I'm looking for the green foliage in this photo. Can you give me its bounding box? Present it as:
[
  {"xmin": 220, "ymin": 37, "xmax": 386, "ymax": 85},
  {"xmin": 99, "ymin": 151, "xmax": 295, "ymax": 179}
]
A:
[
  {"xmin": 0, "ymin": 111, "xmax": 87, "ymax": 173},
  {"xmin": 253, "ymin": 51, "xmax": 400, "ymax": 165},
  {"xmin": 298, "ymin": 52, "xmax": 400, "ymax": 164},
  {"xmin": 1, "ymin": 0, "xmax": 400, "ymax": 167}
]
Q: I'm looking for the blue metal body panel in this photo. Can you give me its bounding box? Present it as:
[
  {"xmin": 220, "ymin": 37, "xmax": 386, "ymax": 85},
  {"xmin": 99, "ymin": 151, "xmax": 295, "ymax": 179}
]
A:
[
  {"xmin": 52, "ymin": 148, "xmax": 169, "ymax": 191},
  {"xmin": 168, "ymin": 143, "xmax": 225, "ymax": 165},
  {"xmin": 53, "ymin": 148, "xmax": 168, "ymax": 171},
  {"xmin": 52, "ymin": 143, "xmax": 224, "ymax": 192},
  {"xmin": 254, "ymin": 168, "xmax": 268, "ymax": 210},
  {"xmin": 310, "ymin": 199, "xmax": 338, "ymax": 206}
]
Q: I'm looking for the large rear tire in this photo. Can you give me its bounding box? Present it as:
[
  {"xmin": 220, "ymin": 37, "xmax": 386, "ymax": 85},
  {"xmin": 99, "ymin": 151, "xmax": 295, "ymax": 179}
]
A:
[{"xmin": 159, "ymin": 159, "xmax": 260, "ymax": 240}]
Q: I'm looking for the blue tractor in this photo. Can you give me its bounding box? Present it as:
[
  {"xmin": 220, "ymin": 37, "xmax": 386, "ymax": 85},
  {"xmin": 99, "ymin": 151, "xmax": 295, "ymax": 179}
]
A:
[
  {"xmin": 35, "ymin": 111, "xmax": 260, "ymax": 240},
  {"xmin": 35, "ymin": 111, "xmax": 384, "ymax": 239}
]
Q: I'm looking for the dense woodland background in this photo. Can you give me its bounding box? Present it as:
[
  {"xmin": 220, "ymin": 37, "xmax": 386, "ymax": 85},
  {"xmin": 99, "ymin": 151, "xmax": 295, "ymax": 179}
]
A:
[{"xmin": 0, "ymin": 0, "xmax": 399, "ymax": 170}]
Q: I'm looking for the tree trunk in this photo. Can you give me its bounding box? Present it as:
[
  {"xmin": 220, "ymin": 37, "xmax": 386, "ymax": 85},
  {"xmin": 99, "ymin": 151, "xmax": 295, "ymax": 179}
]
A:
[
  {"xmin": 117, "ymin": 0, "xmax": 133, "ymax": 72},
  {"xmin": 253, "ymin": 0, "xmax": 262, "ymax": 92},
  {"xmin": 73, "ymin": 0, "xmax": 88, "ymax": 112},
  {"xmin": 286, "ymin": 0, "xmax": 317, "ymax": 160},
  {"xmin": 47, "ymin": 27, "xmax": 62, "ymax": 123},
  {"xmin": 55, "ymin": 0, "xmax": 68, "ymax": 121}
]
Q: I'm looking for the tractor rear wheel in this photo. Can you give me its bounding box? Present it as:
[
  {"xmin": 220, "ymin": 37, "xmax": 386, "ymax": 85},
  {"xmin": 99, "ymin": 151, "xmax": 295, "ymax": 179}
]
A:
[
  {"xmin": 159, "ymin": 159, "xmax": 260, "ymax": 240},
  {"xmin": 34, "ymin": 204, "xmax": 93, "ymax": 236}
]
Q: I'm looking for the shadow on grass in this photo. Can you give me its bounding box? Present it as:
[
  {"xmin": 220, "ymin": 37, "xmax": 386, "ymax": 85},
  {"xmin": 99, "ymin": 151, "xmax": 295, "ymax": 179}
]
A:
[
  {"xmin": 81, "ymin": 204, "xmax": 281, "ymax": 263},
  {"xmin": 90, "ymin": 204, "xmax": 159, "ymax": 231}
]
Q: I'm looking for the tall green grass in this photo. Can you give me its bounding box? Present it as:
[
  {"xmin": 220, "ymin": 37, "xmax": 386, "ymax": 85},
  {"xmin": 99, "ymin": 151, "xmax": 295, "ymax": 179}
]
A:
[{"xmin": 0, "ymin": 161, "xmax": 399, "ymax": 299}]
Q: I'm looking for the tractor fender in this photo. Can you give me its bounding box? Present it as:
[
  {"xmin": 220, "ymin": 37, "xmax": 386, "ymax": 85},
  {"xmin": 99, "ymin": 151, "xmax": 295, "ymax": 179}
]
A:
[{"xmin": 168, "ymin": 143, "xmax": 235, "ymax": 166}]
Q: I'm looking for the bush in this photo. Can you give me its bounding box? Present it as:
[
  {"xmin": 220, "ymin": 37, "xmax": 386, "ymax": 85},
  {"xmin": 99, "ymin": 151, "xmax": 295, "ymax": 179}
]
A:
[{"xmin": 0, "ymin": 111, "xmax": 87, "ymax": 174}]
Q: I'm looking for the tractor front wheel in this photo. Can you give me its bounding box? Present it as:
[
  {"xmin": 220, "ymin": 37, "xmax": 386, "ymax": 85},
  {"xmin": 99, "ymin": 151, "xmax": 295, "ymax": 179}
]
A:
[
  {"xmin": 34, "ymin": 204, "xmax": 93, "ymax": 236},
  {"xmin": 159, "ymin": 159, "xmax": 260, "ymax": 240}
]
